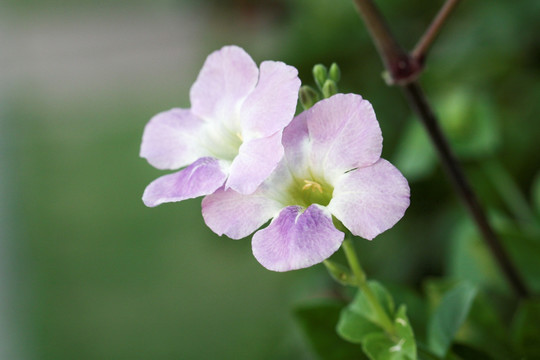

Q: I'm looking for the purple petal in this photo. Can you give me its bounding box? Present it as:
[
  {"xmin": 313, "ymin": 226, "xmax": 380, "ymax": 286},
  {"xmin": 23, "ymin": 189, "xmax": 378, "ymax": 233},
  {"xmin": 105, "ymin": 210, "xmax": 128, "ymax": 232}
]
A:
[
  {"xmin": 252, "ymin": 204, "xmax": 344, "ymax": 272},
  {"xmin": 240, "ymin": 61, "xmax": 300, "ymax": 138},
  {"xmin": 140, "ymin": 108, "xmax": 206, "ymax": 170},
  {"xmin": 226, "ymin": 131, "xmax": 284, "ymax": 195},
  {"xmin": 142, "ymin": 157, "xmax": 227, "ymax": 207},
  {"xmin": 306, "ymin": 94, "xmax": 383, "ymax": 180},
  {"xmin": 202, "ymin": 187, "xmax": 281, "ymax": 239},
  {"xmin": 328, "ymin": 159, "xmax": 410, "ymax": 240},
  {"xmin": 190, "ymin": 46, "xmax": 259, "ymax": 122}
]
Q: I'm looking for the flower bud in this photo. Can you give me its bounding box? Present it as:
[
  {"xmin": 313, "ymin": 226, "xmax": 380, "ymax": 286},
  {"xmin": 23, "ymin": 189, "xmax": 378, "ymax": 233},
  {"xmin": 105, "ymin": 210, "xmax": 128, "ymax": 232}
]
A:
[
  {"xmin": 328, "ymin": 62, "xmax": 341, "ymax": 83},
  {"xmin": 322, "ymin": 79, "xmax": 338, "ymax": 99},
  {"xmin": 312, "ymin": 64, "xmax": 328, "ymax": 91},
  {"xmin": 299, "ymin": 85, "xmax": 320, "ymax": 110}
]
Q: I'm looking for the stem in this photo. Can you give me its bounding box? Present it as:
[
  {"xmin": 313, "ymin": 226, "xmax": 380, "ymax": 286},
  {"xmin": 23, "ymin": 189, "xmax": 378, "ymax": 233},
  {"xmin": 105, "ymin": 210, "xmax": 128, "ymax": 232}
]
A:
[
  {"xmin": 351, "ymin": 0, "xmax": 530, "ymax": 298},
  {"xmin": 402, "ymin": 82, "xmax": 529, "ymax": 298},
  {"xmin": 341, "ymin": 238, "xmax": 395, "ymax": 334},
  {"xmin": 351, "ymin": 0, "xmax": 420, "ymax": 85},
  {"xmin": 412, "ymin": 0, "xmax": 461, "ymax": 64}
]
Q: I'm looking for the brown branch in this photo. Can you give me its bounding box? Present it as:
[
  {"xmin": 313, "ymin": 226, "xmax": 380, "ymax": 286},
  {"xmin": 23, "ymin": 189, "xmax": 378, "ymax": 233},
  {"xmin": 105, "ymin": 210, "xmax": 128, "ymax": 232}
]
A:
[
  {"xmin": 412, "ymin": 0, "xmax": 461, "ymax": 65},
  {"xmin": 352, "ymin": 0, "xmax": 530, "ymax": 298},
  {"xmin": 352, "ymin": 0, "xmax": 421, "ymax": 85},
  {"xmin": 402, "ymin": 83, "xmax": 529, "ymax": 297}
]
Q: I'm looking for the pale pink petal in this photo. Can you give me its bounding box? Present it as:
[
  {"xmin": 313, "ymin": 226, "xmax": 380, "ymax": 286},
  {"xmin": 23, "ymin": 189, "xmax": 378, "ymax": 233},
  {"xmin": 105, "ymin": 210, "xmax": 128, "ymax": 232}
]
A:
[
  {"xmin": 226, "ymin": 131, "xmax": 284, "ymax": 195},
  {"xmin": 202, "ymin": 187, "xmax": 281, "ymax": 239},
  {"xmin": 140, "ymin": 108, "xmax": 206, "ymax": 170},
  {"xmin": 240, "ymin": 61, "xmax": 301, "ymax": 139},
  {"xmin": 307, "ymin": 94, "xmax": 383, "ymax": 180},
  {"xmin": 281, "ymin": 113, "xmax": 311, "ymax": 179},
  {"xmin": 252, "ymin": 205, "xmax": 344, "ymax": 272},
  {"xmin": 142, "ymin": 157, "xmax": 227, "ymax": 207},
  {"xmin": 327, "ymin": 159, "xmax": 410, "ymax": 240},
  {"xmin": 190, "ymin": 46, "xmax": 258, "ymax": 122}
]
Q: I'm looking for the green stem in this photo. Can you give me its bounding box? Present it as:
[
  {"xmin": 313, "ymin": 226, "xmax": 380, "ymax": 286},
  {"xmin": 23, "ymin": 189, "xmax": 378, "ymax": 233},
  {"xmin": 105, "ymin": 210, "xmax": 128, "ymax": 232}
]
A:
[{"xmin": 341, "ymin": 238, "xmax": 395, "ymax": 335}]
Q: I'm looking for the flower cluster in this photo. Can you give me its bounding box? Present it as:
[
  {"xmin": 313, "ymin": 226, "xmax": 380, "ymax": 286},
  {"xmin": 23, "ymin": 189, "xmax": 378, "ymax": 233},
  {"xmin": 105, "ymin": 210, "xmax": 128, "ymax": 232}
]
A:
[{"xmin": 141, "ymin": 45, "xmax": 410, "ymax": 271}]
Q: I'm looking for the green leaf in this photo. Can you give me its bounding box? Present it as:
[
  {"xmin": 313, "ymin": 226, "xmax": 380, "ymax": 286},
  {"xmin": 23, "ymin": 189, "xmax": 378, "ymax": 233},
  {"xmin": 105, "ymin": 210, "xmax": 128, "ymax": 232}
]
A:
[
  {"xmin": 337, "ymin": 281, "xmax": 395, "ymax": 343},
  {"xmin": 498, "ymin": 220, "xmax": 540, "ymax": 292},
  {"xmin": 436, "ymin": 89, "xmax": 500, "ymax": 159},
  {"xmin": 423, "ymin": 278, "xmax": 460, "ymax": 310},
  {"xmin": 393, "ymin": 88, "xmax": 501, "ymax": 182},
  {"xmin": 532, "ymin": 171, "xmax": 540, "ymax": 218},
  {"xmin": 446, "ymin": 218, "xmax": 506, "ymax": 292},
  {"xmin": 392, "ymin": 118, "xmax": 436, "ymax": 181},
  {"xmin": 427, "ymin": 282, "xmax": 477, "ymax": 358},
  {"xmin": 385, "ymin": 283, "xmax": 428, "ymax": 343},
  {"xmin": 349, "ymin": 281, "xmax": 395, "ymax": 324},
  {"xmin": 457, "ymin": 293, "xmax": 513, "ymax": 359},
  {"xmin": 362, "ymin": 306, "xmax": 416, "ymax": 360},
  {"xmin": 450, "ymin": 343, "xmax": 495, "ymax": 360},
  {"xmin": 337, "ymin": 308, "xmax": 381, "ymax": 344},
  {"xmin": 294, "ymin": 299, "xmax": 367, "ymax": 360},
  {"xmin": 511, "ymin": 299, "xmax": 540, "ymax": 358}
]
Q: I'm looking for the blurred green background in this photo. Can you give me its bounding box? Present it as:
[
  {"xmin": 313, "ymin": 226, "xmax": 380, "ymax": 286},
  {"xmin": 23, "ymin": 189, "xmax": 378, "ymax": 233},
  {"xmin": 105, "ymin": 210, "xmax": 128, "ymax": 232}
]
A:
[{"xmin": 2, "ymin": 0, "xmax": 539, "ymax": 359}]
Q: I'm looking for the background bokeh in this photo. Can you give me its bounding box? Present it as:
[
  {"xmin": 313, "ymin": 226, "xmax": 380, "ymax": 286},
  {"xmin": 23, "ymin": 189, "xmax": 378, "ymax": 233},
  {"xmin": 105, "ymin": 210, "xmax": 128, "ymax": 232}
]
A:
[{"xmin": 2, "ymin": 0, "xmax": 540, "ymax": 359}]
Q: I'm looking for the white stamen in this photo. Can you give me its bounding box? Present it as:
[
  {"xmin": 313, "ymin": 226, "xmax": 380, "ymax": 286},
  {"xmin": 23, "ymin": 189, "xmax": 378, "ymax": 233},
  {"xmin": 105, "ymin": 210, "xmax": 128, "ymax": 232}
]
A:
[{"xmin": 302, "ymin": 179, "xmax": 323, "ymax": 193}]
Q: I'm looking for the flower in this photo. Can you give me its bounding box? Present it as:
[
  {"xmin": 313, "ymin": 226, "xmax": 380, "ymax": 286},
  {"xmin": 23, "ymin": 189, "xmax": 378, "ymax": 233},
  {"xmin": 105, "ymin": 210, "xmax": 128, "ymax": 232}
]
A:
[
  {"xmin": 140, "ymin": 45, "xmax": 301, "ymax": 206},
  {"xmin": 202, "ymin": 94, "xmax": 410, "ymax": 271}
]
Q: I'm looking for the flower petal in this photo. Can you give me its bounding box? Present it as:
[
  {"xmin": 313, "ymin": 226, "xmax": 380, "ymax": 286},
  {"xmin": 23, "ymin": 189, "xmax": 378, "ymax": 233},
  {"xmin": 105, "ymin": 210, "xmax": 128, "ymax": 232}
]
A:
[
  {"xmin": 142, "ymin": 157, "xmax": 227, "ymax": 207},
  {"xmin": 240, "ymin": 61, "xmax": 301, "ymax": 139},
  {"xmin": 190, "ymin": 46, "xmax": 259, "ymax": 122},
  {"xmin": 306, "ymin": 93, "xmax": 383, "ymax": 180},
  {"xmin": 281, "ymin": 112, "xmax": 311, "ymax": 179},
  {"xmin": 140, "ymin": 108, "xmax": 206, "ymax": 170},
  {"xmin": 252, "ymin": 204, "xmax": 344, "ymax": 271},
  {"xmin": 328, "ymin": 159, "xmax": 410, "ymax": 240},
  {"xmin": 202, "ymin": 187, "xmax": 281, "ymax": 239},
  {"xmin": 226, "ymin": 131, "xmax": 284, "ymax": 195}
]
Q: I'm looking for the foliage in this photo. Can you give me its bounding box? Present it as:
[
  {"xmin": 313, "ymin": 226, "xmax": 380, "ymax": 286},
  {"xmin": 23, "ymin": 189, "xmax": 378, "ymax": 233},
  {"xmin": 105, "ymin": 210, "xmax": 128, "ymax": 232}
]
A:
[{"xmin": 4, "ymin": 0, "xmax": 540, "ymax": 358}]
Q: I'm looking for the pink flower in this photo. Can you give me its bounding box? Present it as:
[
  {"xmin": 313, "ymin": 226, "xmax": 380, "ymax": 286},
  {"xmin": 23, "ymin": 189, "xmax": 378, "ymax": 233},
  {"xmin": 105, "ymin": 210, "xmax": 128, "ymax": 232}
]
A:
[
  {"xmin": 140, "ymin": 46, "xmax": 301, "ymax": 206},
  {"xmin": 202, "ymin": 94, "xmax": 410, "ymax": 271}
]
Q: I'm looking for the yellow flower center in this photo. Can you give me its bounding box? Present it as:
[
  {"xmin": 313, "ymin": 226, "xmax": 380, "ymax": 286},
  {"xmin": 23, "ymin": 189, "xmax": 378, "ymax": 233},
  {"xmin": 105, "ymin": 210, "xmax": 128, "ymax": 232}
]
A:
[{"xmin": 285, "ymin": 177, "xmax": 334, "ymax": 208}]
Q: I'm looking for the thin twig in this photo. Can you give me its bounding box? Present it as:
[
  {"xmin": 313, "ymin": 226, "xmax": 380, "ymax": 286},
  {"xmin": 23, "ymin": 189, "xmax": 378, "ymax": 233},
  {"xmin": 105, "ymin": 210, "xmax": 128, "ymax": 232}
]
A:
[
  {"xmin": 402, "ymin": 83, "xmax": 529, "ymax": 298},
  {"xmin": 352, "ymin": 0, "xmax": 420, "ymax": 85},
  {"xmin": 412, "ymin": 0, "xmax": 461, "ymax": 64},
  {"xmin": 351, "ymin": 0, "xmax": 530, "ymax": 298}
]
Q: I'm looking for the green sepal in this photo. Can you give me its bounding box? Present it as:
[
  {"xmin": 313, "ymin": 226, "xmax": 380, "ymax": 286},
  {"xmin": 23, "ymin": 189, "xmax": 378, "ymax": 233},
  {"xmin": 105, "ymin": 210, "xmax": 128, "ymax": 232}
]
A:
[
  {"xmin": 322, "ymin": 79, "xmax": 338, "ymax": 98},
  {"xmin": 323, "ymin": 259, "xmax": 356, "ymax": 286},
  {"xmin": 299, "ymin": 85, "xmax": 320, "ymax": 110}
]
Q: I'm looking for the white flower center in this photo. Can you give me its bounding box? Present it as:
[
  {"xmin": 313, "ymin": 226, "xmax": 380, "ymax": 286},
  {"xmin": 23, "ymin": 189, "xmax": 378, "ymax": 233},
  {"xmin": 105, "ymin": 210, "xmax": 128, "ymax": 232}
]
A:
[{"xmin": 201, "ymin": 117, "xmax": 243, "ymax": 162}]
